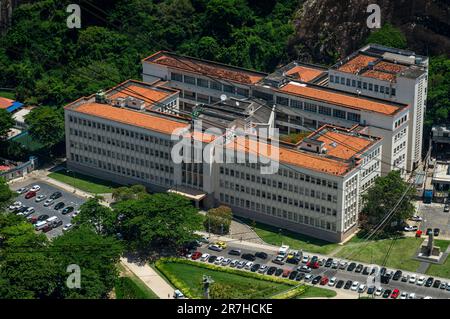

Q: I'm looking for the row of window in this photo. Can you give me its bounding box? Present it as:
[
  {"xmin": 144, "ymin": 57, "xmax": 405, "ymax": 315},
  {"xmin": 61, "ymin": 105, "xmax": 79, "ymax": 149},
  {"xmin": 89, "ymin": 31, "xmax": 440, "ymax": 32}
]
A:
[
  {"xmin": 394, "ymin": 114, "xmax": 408, "ymax": 129},
  {"xmin": 394, "ymin": 127, "xmax": 407, "ymax": 143},
  {"xmin": 171, "ymin": 72, "xmax": 249, "ymax": 97},
  {"xmin": 393, "ymin": 141, "xmax": 406, "ymax": 155},
  {"xmin": 219, "ymin": 192, "xmax": 338, "ymax": 232},
  {"xmin": 69, "ymin": 153, "xmax": 174, "ymax": 187},
  {"xmin": 329, "ymin": 74, "xmax": 396, "ymax": 96}
]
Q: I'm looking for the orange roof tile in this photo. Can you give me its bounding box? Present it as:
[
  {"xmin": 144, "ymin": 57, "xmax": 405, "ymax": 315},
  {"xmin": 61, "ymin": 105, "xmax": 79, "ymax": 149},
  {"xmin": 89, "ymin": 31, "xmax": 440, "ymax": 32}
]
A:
[
  {"xmin": 374, "ymin": 61, "xmax": 407, "ymax": 74},
  {"xmin": 278, "ymin": 82, "xmax": 403, "ymax": 115},
  {"xmin": 72, "ymin": 103, "xmax": 188, "ymax": 135},
  {"xmin": 146, "ymin": 52, "xmax": 265, "ymax": 85},
  {"xmin": 0, "ymin": 97, "xmax": 14, "ymax": 109},
  {"xmin": 109, "ymin": 84, "xmax": 171, "ymax": 105},
  {"xmin": 362, "ymin": 70, "xmax": 396, "ymax": 82},
  {"xmin": 228, "ymin": 136, "xmax": 352, "ymax": 176},
  {"xmin": 338, "ymin": 55, "xmax": 378, "ymax": 74},
  {"xmin": 285, "ymin": 65, "xmax": 324, "ymax": 82},
  {"xmin": 315, "ymin": 131, "xmax": 373, "ymax": 160}
]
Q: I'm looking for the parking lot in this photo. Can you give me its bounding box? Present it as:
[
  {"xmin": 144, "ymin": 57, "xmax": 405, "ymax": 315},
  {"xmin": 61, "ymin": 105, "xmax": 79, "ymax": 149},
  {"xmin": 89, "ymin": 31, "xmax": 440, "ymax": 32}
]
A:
[
  {"xmin": 193, "ymin": 241, "xmax": 450, "ymax": 299},
  {"xmin": 11, "ymin": 182, "xmax": 86, "ymax": 238},
  {"xmin": 418, "ymin": 202, "xmax": 450, "ymax": 239}
]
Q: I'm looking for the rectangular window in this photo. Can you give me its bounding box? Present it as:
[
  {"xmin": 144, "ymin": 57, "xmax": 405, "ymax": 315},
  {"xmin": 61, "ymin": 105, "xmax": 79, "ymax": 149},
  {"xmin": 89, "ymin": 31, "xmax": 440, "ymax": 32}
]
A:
[
  {"xmin": 333, "ymin": 109, "xmax": 346, "ymax": 119},
  {"xmin": 171, "ymin": 73, "xmax": 183, "ymax": 82},
  {"xmin": 340, "ymin": 77, "xmax": 345, "ymax": 85},
  {"xmin": 374, "ymin": 85, "xmax": 379, "ymax": 92},
  {"xmin": 184, "ymin": 75, "xmax": 196, "ymax": 85},
  {"xmin": 236, "ymin": 88, "xmax": 249, "ymax": 97},
  {"xmin": 290, "ymin": 100, "xmax": 303, "ymax": 109},
  {"xmin": 352, "ymin": 80, "xmax": 356, "ymax": 87},
  {"xmin": 197, "ymin": 78, "xmax": 209, "ymax": 88},
  {"xmin": 369, "ymin": 83, "xmax": 373, "ymax": 91},
  {"xmin": 223, "ymin": 85, "xmax": 234, "ymax": 93},
  {"xmin": 304, "ymin": 102, "xmax": 317, "ymax": 113},
  {"xmin": 276, "ymin": 96, "xmax": 289, "ymax": 106},
  {"xmin": 330, "ymin": 75, "xmax": 334, "ymax": 83},
  {"xmin": 210, "ymin": 81, "xmax": 222, "ymax": 91},
  {"xmin": 347, "ymin": 112, "xmax": 361, "ymax": 122},
  {"xmin": 318, "ymin": 105, "xmax": 331, "ymax": 116}
]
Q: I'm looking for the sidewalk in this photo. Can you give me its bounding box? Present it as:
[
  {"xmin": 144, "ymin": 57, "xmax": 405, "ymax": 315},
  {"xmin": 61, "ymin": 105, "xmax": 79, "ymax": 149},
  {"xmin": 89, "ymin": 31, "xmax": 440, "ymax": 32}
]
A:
[{"xmin": 120, "ymin": 257, "xmax": 174, "ymax": 299}]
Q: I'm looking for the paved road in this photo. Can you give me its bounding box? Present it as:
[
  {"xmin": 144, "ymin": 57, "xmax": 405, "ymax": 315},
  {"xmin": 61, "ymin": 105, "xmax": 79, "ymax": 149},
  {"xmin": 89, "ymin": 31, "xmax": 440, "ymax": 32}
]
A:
[
  {"xmin": 10, "ymin": 181, "xmax": 86, "ymax": 238},
  {"xmin": 195, "ymin": 238, "xmax": 450, "ymax": 299},
  {"xmin": 418, "ymin": 202, "xmax": 450, "ymax": 239}
]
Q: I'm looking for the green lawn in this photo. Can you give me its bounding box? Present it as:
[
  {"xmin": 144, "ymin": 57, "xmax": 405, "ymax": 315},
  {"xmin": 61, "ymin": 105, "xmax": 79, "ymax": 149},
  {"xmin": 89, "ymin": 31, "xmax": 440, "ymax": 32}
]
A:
[
  {"xmin": 115, "ymin": 276, "xmax": 159, "ymax": 299},
  {"xmin": 48, "ymin": 169, "xmax": 119, "ymax": 194},
  {"xmin": 238, "ymin": 218, "xmax": 339, "ymax": 254},
  {"xmin": 426, "ymin": 240, "xmax": 450, "ymax": 279},
  {"xmin": 157, "ymin": 261, "xmax": 292, "ymax": 299},
  {"xmin": 296, "ymin": 286, "xmax": 337, "ymax": 299},
  {"xmin": 335, "ymin": 237, "xmax": 424, "ymax": 272},
  {"xmin": 0, "ymin": 90, "xmax": 14, "ymax": 99}
]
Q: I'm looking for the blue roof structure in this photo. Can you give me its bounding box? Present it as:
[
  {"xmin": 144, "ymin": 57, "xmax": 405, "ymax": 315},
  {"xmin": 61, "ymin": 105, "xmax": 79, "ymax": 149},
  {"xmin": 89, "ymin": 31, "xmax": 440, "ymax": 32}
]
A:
[{"xmin": 7, "ymin": 101, "xmax": 23, "ymax": 113}]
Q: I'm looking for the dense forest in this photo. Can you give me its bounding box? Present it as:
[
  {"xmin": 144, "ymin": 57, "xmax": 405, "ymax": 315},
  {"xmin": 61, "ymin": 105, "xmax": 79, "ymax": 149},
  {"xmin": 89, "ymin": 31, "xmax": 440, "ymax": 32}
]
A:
[{"xmin": 0, "ymin": 0, "xmax": 449, "ymax": 147}]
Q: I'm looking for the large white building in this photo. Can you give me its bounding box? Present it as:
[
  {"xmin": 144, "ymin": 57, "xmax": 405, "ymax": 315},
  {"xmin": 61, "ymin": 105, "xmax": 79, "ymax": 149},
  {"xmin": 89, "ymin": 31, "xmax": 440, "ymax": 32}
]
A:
[
  {"xmin": 64, "ymin": 80, "xmax": 382, "ymax": 242},
  {"xmin": 142, "ymin": 48, "xmax": 411, "ymax": 176}
]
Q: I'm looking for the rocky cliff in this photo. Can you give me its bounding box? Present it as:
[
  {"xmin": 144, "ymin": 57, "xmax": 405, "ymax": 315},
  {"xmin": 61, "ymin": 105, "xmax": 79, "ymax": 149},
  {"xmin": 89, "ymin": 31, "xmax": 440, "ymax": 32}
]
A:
[{"xmin": 288, "ymin": 0, "xmax": 450, "ymax": 64}]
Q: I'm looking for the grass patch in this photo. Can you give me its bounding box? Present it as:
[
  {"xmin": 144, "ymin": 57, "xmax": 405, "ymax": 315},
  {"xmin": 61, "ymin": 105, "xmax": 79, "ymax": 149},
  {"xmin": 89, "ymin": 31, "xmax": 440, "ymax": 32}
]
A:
[
  {"xmin": 280, "ymin": 132, "xmax": 310, "ymax": 144},
  {"xmin": 426, "ymin": 239, "xmax": 450, "ymax": 279},
  {"xmin": 48, "ymin": 169, "xmax": 119, "ymax": 194},
  {"xmin": 335, "ymin": 237, "xmax": 423, "ymax": 272},
  {"xmin": 0, "ymin": 90, "xmax": 15, "ymax": 99},
  {"xmin": 115, "ymin": 276, "xmax": 159, "ymax": 299},
  {"xmin": 238, "ymin": 217, "xmax": 339, "ymax": 254},
  {"xmin": 296, "ymin": 286, "xmax": 337, "ymax": 298}
]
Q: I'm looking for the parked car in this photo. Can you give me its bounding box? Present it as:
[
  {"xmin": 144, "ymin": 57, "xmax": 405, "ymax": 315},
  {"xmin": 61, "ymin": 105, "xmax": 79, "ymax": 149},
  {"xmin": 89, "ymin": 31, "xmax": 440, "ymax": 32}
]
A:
[
  {"xmin": 408, "ymin": 293, "xmax": 416, "ymax": 299},
  {"xmin": 9, "ymin": 201, "xmax": 22, "ymax": 210},
  {"xmin": 304, "ymin": 274, "xmax": 314, "ymax": 282},
  {"xmin": 208, "ymin": 255, "xmax": 217, "ymax": 263},
  {"xmin": 49, "ymin": 191, "xmax": 62, "ymax": 200},
  {"xmin": 382, "ymin": 289, "xmax": 392, "ymax": 298},
  {"xmin": 43, "ymin": 199, "xmax": 55, "ymax": 207},
  {"xmin": 362, "ymin": 266, "xmax": 371, "ymax": 275},
  {"xmin": 191, "ymin": 252, "xmax": 202, "ymax": 260},
  {"xmin": 432, "ymin": 280, "xmax": 441, "ymax": 288},
  {"xmin": 236, "ymin": 261, "xmax": 246, "ymax": 269},
  {"xmin": 367, "ymin": 286, "xmax": 376, "ymax": 295},
  {"xmin": 410, "ymin": 215, "xmax": 423, "ymax": 222},
  {"xmin": 215, "ymin": 241, "xmax": 227, "ymax": 249},
  {"xmin": 295, "ymin": 272, "xmax": 305, "ymax": 281},
  {"xmin": 426, "ymin": 228, "xmax": 433, "ymax": 235},
  {"xmin": 255, "ymin": 251, "xmax": 268, "ymax": 259},
  {"xmin": 221, "ymin": 258, "xmax": 231, "ymax": 266},
  {"xmin": 393, "ymin": 270, "xmax": 402, "ymax": 281},
  {"xmin": 35, "ymin": 221, "xmax": 47, "ymax": 231},
  {"xmin": 173, "ymin": 290, "xmax": 184, "ymax": 299},
  {"xmin": 274, "ymin": 268, "xmax": 283, "ymax": 276},
  {"xmin": 54, "ymin": 202, "xmax": 65, "ymax": 210},
  {"xmin": 433, "ymin": 228, "xmax": 440, "ymax": 237},
  {"xmin": 358, "ymin": 284, "xmax": 367, "ymax": 293},
  {"xmin": 267, "ymin": 266, "xmax": 277, "ymax": 275},
  {"xmin": 214, "ymin": 256, "xmax": 224, "ymax": 265},
  {"xmin": 282, "ymin": 269, "xmax": 291, "ymax": 278},
  {"xmin": 425, "ymin": 277, "xmax": 434, "ymax": 287},
  {"xmin": 301, "ymin": 255, "xmax": 309, "ymax": 263},
  {"xmin": 328, "ymin": 277, "xmax": 337, "ymax": 287},
  {"xmin": 440, "ymin": 282, "xmax": 447, "ymax": 290},
  {"xmin": 250, "ymin": 264, "xmax": 261, "ymax": 272},
  {"xmin": 30, "ymin": 185, "xmax": 41, "ymax": 192},
  {"xmin": 52, "ymin": 220, "xmax": 63, "ymax": 228},
  {"xmin": 325, "ymin": 258, "xmax": 333, "ymax": 267},
  {"xmin": 229, "ymin": 259, "xmax": 239, "ymax": 268},
  {"xmin": 347, "ymin": 262, "xmax": 357, "ymax": 272},
  {"xmin": 311, "ymin": 276, "xmax": 322, "ymax": 285},
  {"xmin": 208, "ymin": 244, "xmax": 223, "ymax": 252},
  {"xmin": 200, "ymin": 253, "xmax": 210, "ymax": 261},
  {"xmin": 355, "ymin": 264, "xmax": 364, "ymax": 273},
  {"xmin": 272, "ymin": 257, "xmax": 285, "ymax": 265},
  {"xmin": 375, "ymin": 287, "xmax": 383, "ymax": 296},
  {"xmin": 289, "ymin": 270, "xmax": 298, "ymax": 280},
  {"xmin": 242, "ymin": 253, "xmax": 256, "ymax": 261},
  {"xmin": 404, "ymin": 225, "xmax": 418, "ymax": 231},
  {"xmin": 320, "ymin": 276, "xmax": 329, "ymax": 286},
  {"xmin": 228, "ymin": 249, "xmax": 241, "ymax": 256},
  {"xmin": 339, "ymin": 261, "xmax": 348, "ymax": 270},
  {"xmin": 351, "ymin": 281, "xmax": 360, "ymax": 291},
  {"xmin": 258, "ymin": 265, "xmax": 268, "ymax": 274},
  {"xmin": 416, "ymin": 276, "xmax": 426, "ymax": 286},
  {"xmin": 297, "ymin": 265, "xmax": 312, "ymax": 273},
  {"xmin": 401, "ymin": 274, "xmax": 409, "ymax": 282},
  {"xmin": 344, "ymin": 280, "xmax": 352, "ymax": 289},
  {"xmin": 444, "ymin": 205, "xmax": 450, "ymax": 212},
  {"xmin": 35, "ymin": 194, "xmax": 47, "ymax": 202},
  {"xmin": 331, "ymin": 260, "xmax": 339, "ymax": 269},
  {"xmin": 335, "ymin": 280, "xmax": 345, "ymax": 289},
  {"xmin": 400, "ymin": 292, "xmax": 408, "ymax": 299},
  {"xmin": 409, "ymin": 274, "xmax": 417, "ymax": 284},
  {"xmin": 42, "ymin": 224, "xmax": 53, "ymax": 233},
  {"xmin": 390, "ymin": 289, "xmax": 400, "ymax": 299},
  {"xmin": 62, "ymin": 223, "xmax": 73, "ymax": 232},
  {"xmin": 16, "ymin": 187, "xmax": 28, "ymax": 194},
  {"xmin": 244, "ymin": 261, "xmax": 254, "ymax": 270},
  {"xmin": 25, "ymin": 191, "xmax": 37, "ymax": 199},
  {"xmin": 61, "ymin": 206, "xmax": 74, "ymax": 215}
]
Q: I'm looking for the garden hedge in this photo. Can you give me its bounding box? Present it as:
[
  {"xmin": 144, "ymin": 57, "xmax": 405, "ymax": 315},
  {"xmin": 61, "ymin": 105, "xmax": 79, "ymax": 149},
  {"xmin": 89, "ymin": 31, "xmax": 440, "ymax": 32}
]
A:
[{"xmin": 155, "ymin": 257, "xmax": 307, "ymax": 299}]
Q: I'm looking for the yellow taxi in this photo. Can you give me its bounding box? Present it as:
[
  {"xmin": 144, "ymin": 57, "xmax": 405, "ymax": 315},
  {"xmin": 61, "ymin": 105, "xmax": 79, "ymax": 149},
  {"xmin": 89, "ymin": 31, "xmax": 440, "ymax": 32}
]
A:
[{"xmin": 216, "ymin": 241, "xmax": 227, "ymax": 249}]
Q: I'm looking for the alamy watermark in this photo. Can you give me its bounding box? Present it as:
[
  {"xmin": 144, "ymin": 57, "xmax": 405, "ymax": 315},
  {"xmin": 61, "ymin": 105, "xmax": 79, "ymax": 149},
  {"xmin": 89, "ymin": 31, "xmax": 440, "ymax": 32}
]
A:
[
  {"xmin": 66, "ymin": 264, "xmax": 81, "ymax": 289},
  {"xmin": 171, "ymin": 121, "xmax": 280, "ymax": 175},
  {"xmin": 366, "ymin": 4, "xmax": 381, "ymax": 29},
  {"xmin": 66, "ymin": 4, "xmax": 81, "ymax": 29}
]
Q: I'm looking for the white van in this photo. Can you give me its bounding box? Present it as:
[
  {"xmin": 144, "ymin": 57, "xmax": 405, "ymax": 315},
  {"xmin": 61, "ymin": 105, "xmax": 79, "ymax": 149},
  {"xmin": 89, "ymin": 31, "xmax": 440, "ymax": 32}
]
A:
[
  {"xmin": 35, "ymin": 221, "xmax": 47, "ymax": 231},
  {"xmin": 46, "ymin": 216, "xmax": 59, "ymax": 224}
]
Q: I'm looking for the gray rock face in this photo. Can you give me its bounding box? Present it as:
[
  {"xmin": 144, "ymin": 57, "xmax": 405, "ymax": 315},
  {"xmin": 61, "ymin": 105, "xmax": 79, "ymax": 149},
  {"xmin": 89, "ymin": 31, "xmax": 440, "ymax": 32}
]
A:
[{"xmin": 288, "ymin": 0, "xmax": 450, "ymax": 64}]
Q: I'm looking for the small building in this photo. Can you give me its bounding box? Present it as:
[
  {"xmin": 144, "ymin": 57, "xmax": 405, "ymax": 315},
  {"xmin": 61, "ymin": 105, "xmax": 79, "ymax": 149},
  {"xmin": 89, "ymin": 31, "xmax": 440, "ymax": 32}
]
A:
[
  {"xmin": 431, "ymin": 125, "xmax": 450, "ymax": 160},
  {"xmin": 0, "ymin": 96, "xmax": 23, "ymax": 113}
]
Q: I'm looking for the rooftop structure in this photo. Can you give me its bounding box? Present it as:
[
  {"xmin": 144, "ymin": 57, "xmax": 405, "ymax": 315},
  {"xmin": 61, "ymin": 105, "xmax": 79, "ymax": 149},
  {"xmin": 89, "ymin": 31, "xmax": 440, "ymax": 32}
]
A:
[{"xmin": 0, "ymin": 96, "xmax": 23, "ymax": 113}]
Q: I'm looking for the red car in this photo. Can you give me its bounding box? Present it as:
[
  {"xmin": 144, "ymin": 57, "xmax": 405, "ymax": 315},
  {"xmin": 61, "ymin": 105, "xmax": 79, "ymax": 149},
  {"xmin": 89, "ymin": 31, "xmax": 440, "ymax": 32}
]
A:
[
  {"xmin": 320, "ymin": 276, "xmax": 329, "ymax": 285},
  {"xmin": 191, "ymin": 251, "xmax": 202, "ymax": 260},
  {"xmin": 282, "ymin": 269, "xmax": 291, "ymax": 277},
  {"xmin": 390, "ymin": 289, "xmax": 400, "ymax": 299},
  {"xmin": 42, "ymin": 224, "xmax": 53, "ymax": 233},
  {"xmin": 307, "ymin": 261, "xmax": 320, "ymax": 269},
  {"xmin": 25, "ymin": 191, "xmax": 37, "ymax": 199}
]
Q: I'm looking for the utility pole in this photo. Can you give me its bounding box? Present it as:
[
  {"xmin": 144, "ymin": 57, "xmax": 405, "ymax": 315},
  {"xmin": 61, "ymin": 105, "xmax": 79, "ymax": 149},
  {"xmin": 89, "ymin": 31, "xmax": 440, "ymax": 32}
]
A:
[{"xmin": 202, "ymin": 275, "xmax": 214, "ymax": 299}]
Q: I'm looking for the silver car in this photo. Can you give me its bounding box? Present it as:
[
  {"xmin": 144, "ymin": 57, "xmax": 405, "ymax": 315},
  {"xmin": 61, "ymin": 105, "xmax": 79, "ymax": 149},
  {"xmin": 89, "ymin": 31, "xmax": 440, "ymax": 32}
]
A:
[{"xmin": 43, "ymin": 199, "xmax": 55, "ymax": 207}]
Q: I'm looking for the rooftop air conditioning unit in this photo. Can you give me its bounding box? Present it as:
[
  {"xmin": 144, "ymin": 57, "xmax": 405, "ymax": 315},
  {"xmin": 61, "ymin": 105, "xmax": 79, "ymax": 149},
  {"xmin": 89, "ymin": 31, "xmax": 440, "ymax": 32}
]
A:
[
  {"xmin": 125, "ymin": 97, "xmax": 145, "ymax": 110},
  {"xmin": 112, "ymin": 97, "xmax": 126, "ymax": 108}
]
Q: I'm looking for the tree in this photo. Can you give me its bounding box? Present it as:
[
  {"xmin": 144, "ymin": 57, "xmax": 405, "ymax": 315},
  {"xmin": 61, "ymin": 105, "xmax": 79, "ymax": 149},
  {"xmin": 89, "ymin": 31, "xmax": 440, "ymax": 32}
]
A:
[
  {"xmin": 25, "ymin": 106, "xmax": 65, "ymax": 151},
  {"xmin": 112, "ymin": 184, "xmax": 148, "ymax": 203},
  {"xmin": 50, "ymin": 226, "xmax": 123, "ymax": 299},
  {"xmin": 0, "ymin": 109, "xmax": 14, "ymax": 141},
  {"xmin": 74, "ymin": 197, "xmax": 116, "ymax": 235},
  {"xmin": 360, "ymin": 171, "xmax": 415, "ymax": 235},
  {"xmin": 365, "ymin": 24, "xmax": 407, "ymax": 49},
  {"xmin": 114, "ymin": 193, "xmax": 203, "ymax": 253},
  {"xmin": 204, "ymin": 206, "xmax": 232, "ymax": 235},
  {"xmin": 0, "ymin": 177, "xmax": 15, "ymax": 210}
]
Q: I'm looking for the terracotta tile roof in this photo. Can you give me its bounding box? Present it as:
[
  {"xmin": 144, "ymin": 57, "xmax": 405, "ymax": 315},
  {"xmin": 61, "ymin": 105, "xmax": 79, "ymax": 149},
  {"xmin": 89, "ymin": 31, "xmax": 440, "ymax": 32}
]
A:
[
  {"xmin": 278, "ymin": 82, "xmax": 404, "ymax": 115},
  {"xmin": 361, "ymin": 70, "xmax": 396, "ymax": 82},
  {"xmin": 109, "ymin": 84, "xmax": 171, "ymax": 105},
  {"xmin": 227, "ymin": 136, "xmax": 352, "ymax": 176},
  {"xmin": 145, "ymin": 51, "xmax": 265, "ymax": 85},
  {"xmin": 0, "ymin": 97, "xmax": 14, "ymax": 109},
  {"xmin": 374, "ymin": 61, "xmax": 407, "ymax": 74},
  {"xmin": 338, "ymin": 54, "xmax": 377, "ymax": 74},
  {"xmin": 285, "ymin": 65, "xmax": 324, "ymax": 82},
  {"xmin": 72, "ymin": 103, "xmax": 188, "ymax": 135},
  {"xmin": 314, "ymin": 131, "xmax": 373, "ymax": 160}
]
